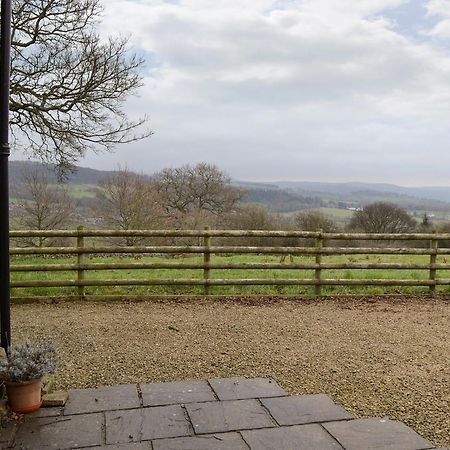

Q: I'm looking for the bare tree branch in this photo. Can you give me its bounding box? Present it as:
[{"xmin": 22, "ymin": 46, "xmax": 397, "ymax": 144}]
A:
[
  {"xmin": 153, "ymin": 163, "xmax": 244, "ymax": 228},
  {"xmin": 95, "ymin": 168, "xmax": 166, "ymax": 245},
  {"xmin": 10, "ymin": 0, "xmax": 152, "ymax": 171},
  {"xmin": 11, "ymin": 166, "xmax": 75, "ymax": 246},
  {"xmin": 348, "ymin": 202, "xmax": 417, "ymax": 233}
]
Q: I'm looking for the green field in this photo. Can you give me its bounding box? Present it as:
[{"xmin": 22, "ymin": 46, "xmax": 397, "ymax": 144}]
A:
[
  {"xmin": 313, "ymin": 207, "xmax": 352, "ymax": 217},
  {"xmin": 61, "ymin": 183, "xmax": 100, "ymax": 199},
  {"xmin": 313, "ymin": 207, "xmax": 354, "ymax": 221},
  {"xmin": 283, "ymin": 207, "xmax": 354, "ymax": 224},
  {"xmin": 10, "ymin": 253, "xmax": 449, "ymax": 298}
]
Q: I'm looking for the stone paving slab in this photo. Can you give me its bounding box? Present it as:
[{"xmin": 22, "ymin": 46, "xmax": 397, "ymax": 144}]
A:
[
  {"xmin": 4, "ymin": 378, "xmax": 441, "ymax": 450},
  {"xmin": 14, "ymin": 413, "xmax": 104, "ymax": 450},
  {"xmin": 208, "ymin": 377, "xmax": 285, "ymax": 401},
  {"xmin": 323, "ymin": 418, "xmax": 435, "ymax": 450},
  {"xmin": 241, "ymin": 424, "xmax": 344, "ymax": 450},
  {"xmin": 261, "ymin": 394, "xmax": 353, "ymax": 426},
  {"xmin": 106, "ymin": 405, "xmax": 191, "ymax": 444},
  {"xmin": 65, "ymin": 384, "xmax": 140, "ymax": 415},
  {"xmin": 152, "ymin": 432, "xmax": 248, "ymax": 450},
  {"xmin": 0, "ymin": 420, "xmax": 16, "ymax": 446},
  {"xmin": 186, "ymin": 399, "xmax": 275, "ymax": 434},
  {"xmin": 140, "ymin": 380, "xmax": 216, "ymax": 407},
  {"xmin": 42, "ymin": 390, "xmax": 69, "ymax": 407},
  {"xmin": 26, "ymin": 406, "xmax": 63, "ymax": 419}
]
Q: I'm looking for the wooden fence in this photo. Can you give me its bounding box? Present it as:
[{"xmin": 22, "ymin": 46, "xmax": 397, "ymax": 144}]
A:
[{"xmin": 8, "ymin": 228, "xmax": 450, "ymax": 300}]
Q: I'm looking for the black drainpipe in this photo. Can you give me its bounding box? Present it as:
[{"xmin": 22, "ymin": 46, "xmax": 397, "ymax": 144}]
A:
[{"xmin": 0, "ymin": 0, "xmax": 12, "ymax": 351}]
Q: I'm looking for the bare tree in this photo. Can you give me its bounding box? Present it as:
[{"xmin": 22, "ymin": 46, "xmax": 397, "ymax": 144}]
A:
[
  {"xmin": 219, "ymin": 204, "xmax": 278, "ymax": 247},
  {"xmin": 295, "ymin": 210, "xmax": 339, "ymax": 232},
  {"xmin": 10, "ymin": 0, "xmax": 150, "ymax": 170},
  {"xmin": 221, "ymin": 204, "xmax": 274, "ymax": 230},
  {"xmin": 12, "ymin": 167, "xmax": 75, "ymax": 246},
  {"xmin": 95, "ymin": 168, "xmax": 166, "ymax": 245},
  {"xmin": 153, "ymin": 163, "xmax": 243, "ymax": 228},
  {"xmin": 348, "ymin": 202, "xmax": 416, "ymax": 233},
  {"xmin": 437, "ymin": 222, "xmax": 450, "ymax": 248},
  {"xmin": 419, "ymin": 212, "xmax": 434, "ymax": 232}
]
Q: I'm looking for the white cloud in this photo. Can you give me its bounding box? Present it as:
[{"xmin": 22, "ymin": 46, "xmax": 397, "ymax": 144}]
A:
[
  {"xmin": 425, "ymin": 0, "xmax": 450, "ymax": 16},
  {"xmin": 424, "ymin": 0, "xmax": 450, "ymax": 37},
  {"xmin": 82, "ymin": 0, "xmax": 450, "ymax": 185}
]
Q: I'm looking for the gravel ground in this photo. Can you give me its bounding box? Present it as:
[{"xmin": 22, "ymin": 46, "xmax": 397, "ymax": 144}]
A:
[{"xmin": 9, "ymin": 296, "xmax": 450, "ymax": 447}]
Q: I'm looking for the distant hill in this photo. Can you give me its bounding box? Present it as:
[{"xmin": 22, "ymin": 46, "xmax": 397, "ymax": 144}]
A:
[
  {"xmin": 9, "ymin": 160, "xmax": 116, "ymax": 185},
  {"xmin": 9, "ymin": 160, "xmax": 450, "ymax": 215},
  {"xmin": 274, "ymin": 181, "xmax": 450, "ymax": 205},
  {"xmin": 233, "ymin": 180, "xmax": 280, "ymax": 190},
  {"xmin": 241, "ymin": 187, "xmax": 324, "ymax": 212}
]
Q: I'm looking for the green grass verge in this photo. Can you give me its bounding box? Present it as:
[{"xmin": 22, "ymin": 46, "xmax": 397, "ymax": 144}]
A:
[{"xmin": 10, "ymin": 253, "xmax": 450, "ymax": 298}]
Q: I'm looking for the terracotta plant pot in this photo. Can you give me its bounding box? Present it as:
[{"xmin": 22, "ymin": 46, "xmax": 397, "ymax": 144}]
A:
[{"xmin": 5, "ymin": 378, "xmax": 42, "ymax": 413}]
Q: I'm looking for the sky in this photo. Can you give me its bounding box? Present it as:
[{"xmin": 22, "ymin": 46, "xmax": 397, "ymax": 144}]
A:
[{"xmin": 20, "ymin": 0, "xmax": 450, "ymax": 185}]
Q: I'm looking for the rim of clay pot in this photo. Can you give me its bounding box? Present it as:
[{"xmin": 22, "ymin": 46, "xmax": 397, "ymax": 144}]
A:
[{"xmin": 4, "ymin": 378, "xmax": 42, "ymax": 386}]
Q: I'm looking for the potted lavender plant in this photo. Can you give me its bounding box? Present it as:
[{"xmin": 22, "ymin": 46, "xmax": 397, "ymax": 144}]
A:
[{"xmin": 0, "ymin": 339, "xmax": 57, "ymax": 413}]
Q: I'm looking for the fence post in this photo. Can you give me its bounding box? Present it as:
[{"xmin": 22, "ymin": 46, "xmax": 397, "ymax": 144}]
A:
[
  {"xmin": 429, "ymin": 230, "xmax": 438, "ymax": 295},
  {"xmin": 315, "ymin": 228, "xmax": 323, "ymax": 297},
  {"xmin": 77, "ymin": 225, "xmax": 85, "ymax": 299},
  {"xmin": 203, "ymin": 226, "xmax": 211, "ymax": 296}
]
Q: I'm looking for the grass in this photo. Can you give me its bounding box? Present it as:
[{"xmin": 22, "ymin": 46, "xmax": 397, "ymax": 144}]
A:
[
  {"xmin": 313, "ymin": 207, "xmax": 354, "ymax": 220},
  {"xmin": 282, "ymin": 207, "xmax": 353, "ymax": 223},
  {"xmin": 10, "ymin": 253, "xmax": 449, "ymax": 298},
  {"xmin": 56, "ymin": 183, "xmax": 100, "ymax": 199}
]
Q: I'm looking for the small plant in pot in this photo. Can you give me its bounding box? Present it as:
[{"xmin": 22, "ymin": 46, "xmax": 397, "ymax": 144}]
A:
[{"xmin": 0, "ymin": 339, "xmax": 57, "ymax": 413}]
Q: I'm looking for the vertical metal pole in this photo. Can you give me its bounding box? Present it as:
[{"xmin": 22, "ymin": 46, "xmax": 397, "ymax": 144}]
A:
[{"xmin": 0, "ymin": 0, "xmax": 11, "ymax": 351}]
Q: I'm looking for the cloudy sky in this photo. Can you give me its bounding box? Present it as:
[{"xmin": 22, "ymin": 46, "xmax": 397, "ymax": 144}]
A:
[{"xmin": 81, "ymin": 1, "xmax": 450, "ymax": 185}]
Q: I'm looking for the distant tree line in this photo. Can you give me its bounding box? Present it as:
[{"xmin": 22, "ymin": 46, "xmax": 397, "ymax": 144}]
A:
[{"xmin": 10, "ymin": 163, "xmax": 450, "ymax": 248}]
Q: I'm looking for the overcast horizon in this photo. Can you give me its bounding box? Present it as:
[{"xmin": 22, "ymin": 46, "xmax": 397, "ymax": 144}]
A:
[{"xmin": 13, "ymin": 0, "xmax": 450, "ymax": 187}]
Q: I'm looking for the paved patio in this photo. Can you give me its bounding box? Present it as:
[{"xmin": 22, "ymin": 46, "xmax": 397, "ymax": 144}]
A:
[{"xmin": 1, "ymin": 377, "xmax": 445, "ymax": 449}]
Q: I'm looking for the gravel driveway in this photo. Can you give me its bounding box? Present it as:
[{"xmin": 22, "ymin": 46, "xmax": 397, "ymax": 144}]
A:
[{"xmin": 10, "ymin": 296, "xmax": 450, "ymax": 447}]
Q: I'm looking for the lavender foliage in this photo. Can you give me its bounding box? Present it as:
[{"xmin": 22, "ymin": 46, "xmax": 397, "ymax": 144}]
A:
[{"xmin": 0, "ymin": 339, "xmax": 57, "ymax": 382}]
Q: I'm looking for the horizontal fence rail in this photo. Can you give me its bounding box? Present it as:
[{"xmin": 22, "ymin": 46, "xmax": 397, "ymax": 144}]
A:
[
  {"xmin": 9, "ymin": 229, "xmax": 450, "ymax": 240},
  {"xmin": 8, "ymin": 228, "xmax": 450, "ymax": 300},
  {"xmin": 10, "ymin": 245, "xmax": 450, "ymax": 256}
]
